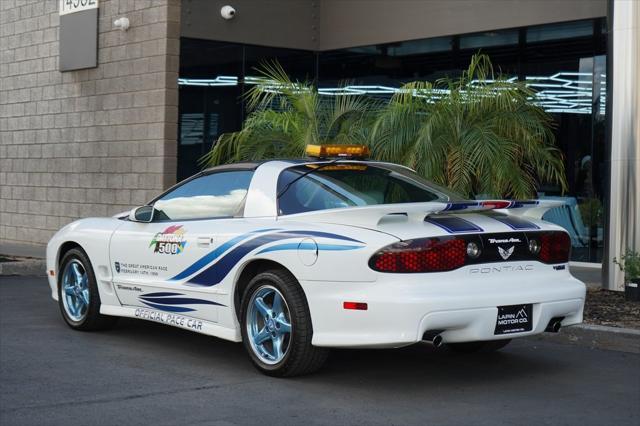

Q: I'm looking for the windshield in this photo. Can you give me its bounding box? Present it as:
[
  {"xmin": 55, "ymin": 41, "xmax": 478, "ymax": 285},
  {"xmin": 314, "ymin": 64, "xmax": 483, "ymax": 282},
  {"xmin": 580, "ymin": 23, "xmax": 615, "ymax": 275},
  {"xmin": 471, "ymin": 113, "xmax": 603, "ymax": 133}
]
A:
[{"xmin": 277, "ymin": 162, "xmax": 462, "ymax": 216}]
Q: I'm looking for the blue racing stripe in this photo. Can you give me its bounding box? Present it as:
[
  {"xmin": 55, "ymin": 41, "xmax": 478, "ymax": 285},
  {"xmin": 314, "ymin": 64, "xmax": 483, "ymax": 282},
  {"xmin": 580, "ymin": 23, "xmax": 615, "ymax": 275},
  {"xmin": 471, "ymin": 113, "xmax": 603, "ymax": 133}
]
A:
[
  {"xmin": 257, "ymin": 242, "xmax": 364, "ymax": 254},
  {"xmin": 141, "ymin": 301, "xmax": 196, "ymax": 313},
  {"xmin": 185, "ymin": 230, "xmax": 363, "ymax": 286},
  {"xmin": 141, "ymin": 292, "xmax": 183, "ymax": 297},
  {"xmin": 186, "ymin": 233, "xmax": 298, "ymax": 286},
  {"xmin": 510, "ymin": 200, "xmax": 539, "ymax": 208},
  {"xmin": 281, "ymin": 230, "xmax": 364, "ymax": 244},
  {"xmin": 443, "ymin": 201, "xmax": 481, "ymax": 211},
  {"xmin": 169, "ymin": 228, "xmax": 280, "ymax": 281},
  {"xmin": 490, "ymin": 215, "xmax": 540, "ymax": 230},
  {"xmin": 139, "ymin": 296, "xmax": 224, "ymax": 306},
  {"xmin": 425, "ymin": 216, "xmax": 483, "ymax": 233}
]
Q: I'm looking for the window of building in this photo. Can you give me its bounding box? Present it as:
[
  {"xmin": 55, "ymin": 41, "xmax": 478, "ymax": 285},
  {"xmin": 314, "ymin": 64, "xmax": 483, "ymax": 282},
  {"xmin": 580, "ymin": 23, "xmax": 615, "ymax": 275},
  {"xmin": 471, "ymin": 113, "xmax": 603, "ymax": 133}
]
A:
[
  {"xmin": 178, "ymin": 17, "xmax": 608, "ymax": 261},
  {"xmin": 527, "ymin": 20, "xmax": 594, "ymax": 43},
  {"xmin": 460, "ymin": 29, "xmax": 519, "ymax": 50},
  {"xmin": 387, "ymin": 36, "xmax": 453, "ymax": 56}
]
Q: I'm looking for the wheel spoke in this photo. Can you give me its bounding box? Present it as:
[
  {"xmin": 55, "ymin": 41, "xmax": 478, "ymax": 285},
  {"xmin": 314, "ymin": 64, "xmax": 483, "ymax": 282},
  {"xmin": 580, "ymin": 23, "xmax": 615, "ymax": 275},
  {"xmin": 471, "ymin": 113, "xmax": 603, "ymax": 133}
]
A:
[
  {"xmin": 276, "ymin": 316, "xmax": 291, "ymax": 334},
  {"xmin": 74, "ymin": 299, "xmax": 84, "ymax": 315},
  {"xmin": 80, "ymin": 289, "xmax": 90, "ymax": 306},
  {"xmin": 80, "ymin": 275, "xmax": 89, "ymax": 291},
  {"xmin": 64, "ymin": 285, "xmax": 75, "ymax": 296},
  {"xmin": 71, "ymin": 263, "xmax": 84, "ymax": 284},
  {"xmin": 69, "ymin": 294, "xmax": 80, "ymax": 316},
  {"xmin": 272, "ymin": 292, "xmax": 283, "ymax": 315},
  {"xmin": 254, "ymin": 297, "xmax": 271, "ymax": 318},
  {"xmin": 253, "ymin": 327, "xmax": 271, "ymax": 345},
  {"xmin": 272, "ymin": 335, "xmax": 283, "ymax": 359}
]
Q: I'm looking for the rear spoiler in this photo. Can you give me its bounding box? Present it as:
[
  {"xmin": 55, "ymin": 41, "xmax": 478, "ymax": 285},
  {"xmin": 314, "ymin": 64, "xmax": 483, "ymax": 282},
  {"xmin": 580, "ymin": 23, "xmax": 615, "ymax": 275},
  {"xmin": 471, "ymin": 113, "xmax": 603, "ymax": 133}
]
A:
[
  {"xmin": 440, "ymin": 200, "xmax": 566, "ymax": 219},
  {"xmin": 295, "ymin": 200, "xmax": 565, "ymax": 229}
]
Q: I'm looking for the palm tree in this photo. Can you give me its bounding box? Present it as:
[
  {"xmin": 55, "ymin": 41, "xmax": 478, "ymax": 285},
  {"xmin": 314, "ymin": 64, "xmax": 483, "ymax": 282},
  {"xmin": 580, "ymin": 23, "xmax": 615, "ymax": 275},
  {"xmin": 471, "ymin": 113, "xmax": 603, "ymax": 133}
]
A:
[
  {"xmin": 202, "ymin": 55, "xmax": 567, "ymax": 199},
  {"xmin": 370, "ymin": 54, "xmax": 567, "ymax": 198},
  {"xmin": 200, "ymin": 62, "xmax": 379, "ymax": 166}
]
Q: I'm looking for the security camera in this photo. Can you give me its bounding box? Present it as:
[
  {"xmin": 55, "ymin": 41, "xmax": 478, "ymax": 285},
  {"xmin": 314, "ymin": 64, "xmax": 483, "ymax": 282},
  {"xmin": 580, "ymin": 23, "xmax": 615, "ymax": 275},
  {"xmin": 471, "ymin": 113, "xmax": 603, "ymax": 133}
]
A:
[
  {"xmin": 220, "ymin": 5, "xmax": 236, "ymax": 20},
  {"xmin": 113, "ymin": 17, "xmax": 130, "ymax": 31}
]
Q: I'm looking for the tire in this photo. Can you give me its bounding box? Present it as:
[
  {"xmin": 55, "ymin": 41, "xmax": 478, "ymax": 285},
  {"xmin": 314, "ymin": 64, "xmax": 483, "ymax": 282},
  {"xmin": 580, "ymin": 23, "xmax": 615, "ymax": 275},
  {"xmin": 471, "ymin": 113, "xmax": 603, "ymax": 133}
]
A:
[
  {"xmin": 446, "ymin": 339, "xmax": 512, "ymax": 354},
  {"xmin": 240, "ymin": 269, "xmax": 329, "ymax": 377},
  {"xmin": 58, "ymin": 248, "xmax": 118, "ymax": 331}
]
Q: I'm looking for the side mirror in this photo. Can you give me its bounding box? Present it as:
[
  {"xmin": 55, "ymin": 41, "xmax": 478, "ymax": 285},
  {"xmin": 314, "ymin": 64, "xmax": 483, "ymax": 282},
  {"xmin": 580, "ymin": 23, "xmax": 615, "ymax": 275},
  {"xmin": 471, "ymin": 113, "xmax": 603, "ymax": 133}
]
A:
[{"xmin": 128, "ymin": 205, "xmax": 155, "ymax": 223}]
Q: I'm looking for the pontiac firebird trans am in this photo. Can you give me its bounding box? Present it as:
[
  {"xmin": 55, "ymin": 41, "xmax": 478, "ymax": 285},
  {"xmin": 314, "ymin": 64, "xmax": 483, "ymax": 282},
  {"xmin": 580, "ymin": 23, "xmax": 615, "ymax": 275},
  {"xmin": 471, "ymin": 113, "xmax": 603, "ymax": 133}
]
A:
[{"xmin": 47, "ymin": 145, "xmax": 586, "ymax": 376}]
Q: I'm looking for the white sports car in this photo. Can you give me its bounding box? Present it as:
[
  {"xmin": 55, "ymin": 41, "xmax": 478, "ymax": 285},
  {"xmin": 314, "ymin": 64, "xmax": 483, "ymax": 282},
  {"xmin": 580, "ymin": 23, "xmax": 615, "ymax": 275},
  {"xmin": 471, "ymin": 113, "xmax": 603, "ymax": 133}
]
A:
[{"xmin": 47, "ymin": 145, "xmax": 586, "ymax": 376}]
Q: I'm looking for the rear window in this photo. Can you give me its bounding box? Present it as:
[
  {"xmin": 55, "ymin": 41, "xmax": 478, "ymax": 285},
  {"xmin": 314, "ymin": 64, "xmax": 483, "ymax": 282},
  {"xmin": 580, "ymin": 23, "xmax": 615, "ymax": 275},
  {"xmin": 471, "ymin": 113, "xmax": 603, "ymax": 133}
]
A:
[{"xmin": 277, "ymin": 163, "xmax": 460, "ymax": 216}]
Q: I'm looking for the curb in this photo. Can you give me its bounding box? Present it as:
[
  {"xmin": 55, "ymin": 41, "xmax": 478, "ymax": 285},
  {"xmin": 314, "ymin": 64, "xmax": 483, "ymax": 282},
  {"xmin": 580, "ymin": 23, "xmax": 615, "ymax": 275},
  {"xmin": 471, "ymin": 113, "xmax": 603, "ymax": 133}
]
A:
[
  {"xmin": 0, "ymin": 258, "xmax": 46, "ymax": 276},
  {"xmin": 527, "ymin": 323, "xmax": 640, "ymax": 354}
]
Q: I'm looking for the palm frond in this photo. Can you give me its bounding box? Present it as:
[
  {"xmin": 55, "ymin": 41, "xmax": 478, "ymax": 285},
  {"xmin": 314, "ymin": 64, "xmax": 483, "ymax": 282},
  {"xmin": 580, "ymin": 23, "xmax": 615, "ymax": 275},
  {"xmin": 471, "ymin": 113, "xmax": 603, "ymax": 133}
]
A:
[{"xmin": 201, "ymin": 55, "xmax": 567, "ymax": 199}]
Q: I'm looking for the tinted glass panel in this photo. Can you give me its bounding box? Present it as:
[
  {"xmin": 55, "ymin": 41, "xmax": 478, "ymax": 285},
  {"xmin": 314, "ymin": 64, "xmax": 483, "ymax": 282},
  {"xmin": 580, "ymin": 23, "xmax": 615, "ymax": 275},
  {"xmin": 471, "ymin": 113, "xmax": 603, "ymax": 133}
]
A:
[
  {"xmin": 527, "ymin": 20, "xmax": 593, "ymax": 43},
  {"xmin": 387, "ymin": 36, "xmax": 453, "ymax": 56},
  {"xmin": 154, "ymin": 171, "xmax": 253, "ymax": 220},
  {"xmin": 277, "ymin": 164, "xmax": 457, "ymax": 215},
  {"xmin": 460, "ymin": 29, "xmax": 519, "ymax": 49}
]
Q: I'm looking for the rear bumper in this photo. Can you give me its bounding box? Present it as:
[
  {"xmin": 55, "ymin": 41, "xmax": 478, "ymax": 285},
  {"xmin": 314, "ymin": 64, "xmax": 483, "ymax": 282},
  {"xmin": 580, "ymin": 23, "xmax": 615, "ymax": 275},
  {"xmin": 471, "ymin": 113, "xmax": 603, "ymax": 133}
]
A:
[{"xmin": 301, "ymin": 263, "xmax": 586, "ymax": 348}]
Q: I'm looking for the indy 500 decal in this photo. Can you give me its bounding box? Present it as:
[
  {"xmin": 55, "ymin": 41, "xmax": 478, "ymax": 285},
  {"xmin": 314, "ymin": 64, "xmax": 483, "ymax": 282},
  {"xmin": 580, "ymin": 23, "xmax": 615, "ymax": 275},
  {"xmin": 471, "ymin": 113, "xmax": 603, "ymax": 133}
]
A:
[{"xmin": 150, "ymin": 225, "xmax": 187, "ymax": 255}]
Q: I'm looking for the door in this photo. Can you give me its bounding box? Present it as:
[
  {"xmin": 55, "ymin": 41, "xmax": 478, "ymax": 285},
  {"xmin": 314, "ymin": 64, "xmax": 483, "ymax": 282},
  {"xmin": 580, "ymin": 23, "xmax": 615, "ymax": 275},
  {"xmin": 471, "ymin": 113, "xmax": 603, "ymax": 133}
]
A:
[{"xmin": 109, "ymin": 170, "xmax": 255, "ymax": 322}]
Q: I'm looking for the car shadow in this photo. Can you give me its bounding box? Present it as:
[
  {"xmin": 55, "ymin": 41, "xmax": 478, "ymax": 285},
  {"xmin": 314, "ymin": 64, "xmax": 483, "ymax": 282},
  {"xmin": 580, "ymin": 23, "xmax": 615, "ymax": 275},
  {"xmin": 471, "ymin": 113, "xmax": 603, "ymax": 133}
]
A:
[{"xmin": 101, "ymin": 317, "xmax": 567, "ymax": 392}]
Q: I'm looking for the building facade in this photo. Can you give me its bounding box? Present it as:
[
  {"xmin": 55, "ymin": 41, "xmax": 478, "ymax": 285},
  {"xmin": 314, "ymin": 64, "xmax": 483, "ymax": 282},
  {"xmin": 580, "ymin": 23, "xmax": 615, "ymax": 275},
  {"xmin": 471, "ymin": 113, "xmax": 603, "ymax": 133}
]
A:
[{"xmin": 1, "ymin": 0, "xmax": 638, "ymax": 288}]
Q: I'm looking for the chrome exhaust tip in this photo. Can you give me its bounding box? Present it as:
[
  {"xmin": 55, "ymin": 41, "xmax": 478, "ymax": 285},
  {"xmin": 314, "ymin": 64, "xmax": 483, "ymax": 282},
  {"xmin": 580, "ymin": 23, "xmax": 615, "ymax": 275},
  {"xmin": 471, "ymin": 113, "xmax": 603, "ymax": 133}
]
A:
[
  {"xmin": 432, "ymin": 334, "xmax": 444, "ymax": 348},
  {"xmin": 545, "ymin": 317, "xmax": 564, "ymax": 333},
  {"xmin": 423, "ymin": 330, "xmax": 445, "ymax": 347}
]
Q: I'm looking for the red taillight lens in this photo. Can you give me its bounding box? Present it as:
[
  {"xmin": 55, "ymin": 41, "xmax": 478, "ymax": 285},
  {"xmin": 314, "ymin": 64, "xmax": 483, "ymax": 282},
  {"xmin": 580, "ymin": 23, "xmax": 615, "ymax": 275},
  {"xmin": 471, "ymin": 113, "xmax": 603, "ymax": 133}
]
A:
[
  {"xmin": 480, "ymin": 200, "xmax": 512, "ymax": 209},
  {"xmin": 539, "ymin": 232, "xmax": 571, "ymax": 264},
  {"xmin": 370, "ymin": 238, "xmax": 466, "ymax": 273}
]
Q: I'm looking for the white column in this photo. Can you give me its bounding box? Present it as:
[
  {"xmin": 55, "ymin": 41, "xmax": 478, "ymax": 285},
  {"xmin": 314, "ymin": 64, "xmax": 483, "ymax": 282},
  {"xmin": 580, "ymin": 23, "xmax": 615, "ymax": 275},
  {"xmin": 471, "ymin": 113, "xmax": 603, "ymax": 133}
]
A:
[{"xmin": 604, "ymin": 0, "xmax": 640, "ymax": 290}]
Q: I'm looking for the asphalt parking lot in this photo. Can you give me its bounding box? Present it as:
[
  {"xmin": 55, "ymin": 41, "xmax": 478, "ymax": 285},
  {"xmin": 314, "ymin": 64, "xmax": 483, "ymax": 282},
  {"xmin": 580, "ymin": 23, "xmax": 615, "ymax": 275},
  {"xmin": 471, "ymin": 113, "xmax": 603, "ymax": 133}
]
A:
[{"xmin": 1, "ymin": 276, "xmax": 639, "ymax": 426}]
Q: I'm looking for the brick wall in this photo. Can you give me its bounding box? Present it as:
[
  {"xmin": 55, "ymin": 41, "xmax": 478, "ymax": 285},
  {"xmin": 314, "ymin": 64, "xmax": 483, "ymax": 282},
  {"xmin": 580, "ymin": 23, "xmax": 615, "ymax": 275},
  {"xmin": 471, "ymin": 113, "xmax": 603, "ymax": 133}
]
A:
[{"xmin": 0, "ymin": 0, "xmax": 180, "ymax": 246}]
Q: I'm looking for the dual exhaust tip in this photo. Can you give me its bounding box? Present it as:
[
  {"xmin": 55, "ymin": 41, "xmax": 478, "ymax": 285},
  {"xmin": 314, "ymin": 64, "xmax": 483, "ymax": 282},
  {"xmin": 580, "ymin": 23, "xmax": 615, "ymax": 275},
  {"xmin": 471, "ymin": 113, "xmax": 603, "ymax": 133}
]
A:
[{"xmin": 424, "ymin": 317, "xmax": 563, "ymax": 346}]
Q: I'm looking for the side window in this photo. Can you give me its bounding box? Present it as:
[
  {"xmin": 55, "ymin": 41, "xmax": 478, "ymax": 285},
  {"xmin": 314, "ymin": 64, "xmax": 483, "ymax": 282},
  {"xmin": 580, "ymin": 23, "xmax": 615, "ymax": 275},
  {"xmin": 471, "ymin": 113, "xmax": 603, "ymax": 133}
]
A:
[{"xmin": 153, "ymin": 171, "xmax": 253, "ymax": 221}]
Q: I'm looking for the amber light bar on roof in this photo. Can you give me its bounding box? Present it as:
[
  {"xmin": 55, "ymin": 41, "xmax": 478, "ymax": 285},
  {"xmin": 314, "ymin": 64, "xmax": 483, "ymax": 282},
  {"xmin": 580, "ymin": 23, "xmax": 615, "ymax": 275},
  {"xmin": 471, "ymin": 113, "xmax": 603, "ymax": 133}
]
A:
[
  {"xmin": 305, "ymin": 164, "xmax": 368, "ymax": 171},
  {"xmin": 305, "ymin": 144, "xmax": 370, "ymax": 159}
]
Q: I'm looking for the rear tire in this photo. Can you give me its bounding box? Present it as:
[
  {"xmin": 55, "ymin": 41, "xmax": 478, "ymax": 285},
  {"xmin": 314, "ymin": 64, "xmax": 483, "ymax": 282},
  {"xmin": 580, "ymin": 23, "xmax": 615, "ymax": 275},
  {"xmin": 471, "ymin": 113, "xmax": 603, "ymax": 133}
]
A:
[
  {"xmin": 58, "ymin": 248, "xmax": 118, "ymax": 331},
  {"xmin": 240, "ymin": 269, "xmax": 329, "ymax": 377},
  {"xmin": 446, "ymin": 339, "xmax": 511, "ymax": 354}
]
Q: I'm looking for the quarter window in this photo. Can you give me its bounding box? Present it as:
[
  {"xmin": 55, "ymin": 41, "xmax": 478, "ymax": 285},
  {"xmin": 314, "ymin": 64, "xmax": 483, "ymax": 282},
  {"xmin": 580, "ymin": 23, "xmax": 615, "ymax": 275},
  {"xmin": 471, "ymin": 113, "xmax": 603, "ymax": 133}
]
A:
[{"xmin": 153, "ymin": 171, "xmax": 253, "ymax": 221}]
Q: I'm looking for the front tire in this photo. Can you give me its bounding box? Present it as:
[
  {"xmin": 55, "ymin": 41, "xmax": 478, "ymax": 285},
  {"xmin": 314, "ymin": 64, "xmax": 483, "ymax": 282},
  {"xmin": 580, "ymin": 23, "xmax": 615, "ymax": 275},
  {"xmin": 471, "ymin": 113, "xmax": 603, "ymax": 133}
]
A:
[
  {"xmin": 58, "ymin": 248, "xmax": 118, "ymax": 331},
  {"xmin": 240, "ymin": 269, "xmax": 329, "ymax": 377}
]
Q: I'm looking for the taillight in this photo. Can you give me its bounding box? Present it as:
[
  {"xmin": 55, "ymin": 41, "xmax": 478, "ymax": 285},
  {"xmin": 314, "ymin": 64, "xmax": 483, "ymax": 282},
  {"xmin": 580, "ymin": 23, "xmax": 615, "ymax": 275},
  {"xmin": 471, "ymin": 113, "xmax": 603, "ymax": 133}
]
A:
[
  {"xmin": 369, "ymin": 237, "xmax": 466, "ymax": 273},
  {"xmin": 538, "ymin": 232, "xmax": 571, "ymax": 264},
  {"xmin": 480, "ymin": 200, "xmax": 512, "ymax": 209}
]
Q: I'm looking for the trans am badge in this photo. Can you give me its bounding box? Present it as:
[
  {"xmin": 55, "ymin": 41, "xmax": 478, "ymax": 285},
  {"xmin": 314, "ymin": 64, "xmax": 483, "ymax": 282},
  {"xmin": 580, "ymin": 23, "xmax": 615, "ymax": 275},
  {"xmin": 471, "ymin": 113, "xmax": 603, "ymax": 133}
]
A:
[{"xmin": 150, "ymin": 225, "xmax": 187, "ymax": 255}]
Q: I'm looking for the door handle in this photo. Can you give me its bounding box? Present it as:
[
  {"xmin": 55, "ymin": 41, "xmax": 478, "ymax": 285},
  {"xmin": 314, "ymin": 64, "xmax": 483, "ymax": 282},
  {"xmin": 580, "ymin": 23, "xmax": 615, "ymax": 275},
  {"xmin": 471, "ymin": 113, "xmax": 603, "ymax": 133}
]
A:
[{"xmin": 197, "ymin": 237, "xmax": 214, "ymax": 248}]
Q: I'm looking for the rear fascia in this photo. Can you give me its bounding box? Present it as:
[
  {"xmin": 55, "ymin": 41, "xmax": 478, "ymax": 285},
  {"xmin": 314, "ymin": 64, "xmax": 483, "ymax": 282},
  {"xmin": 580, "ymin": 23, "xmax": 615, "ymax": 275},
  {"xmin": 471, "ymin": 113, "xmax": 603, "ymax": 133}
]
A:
[{"xmin": 369, "ymin": 230, "xmax": 571, "ymax": 273}]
